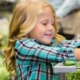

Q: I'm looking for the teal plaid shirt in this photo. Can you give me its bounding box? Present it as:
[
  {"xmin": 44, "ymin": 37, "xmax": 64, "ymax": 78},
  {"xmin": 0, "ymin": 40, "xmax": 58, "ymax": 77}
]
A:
[{"xmin": 14, "ymin": 38, "xmax": 80, "ymax": 80}]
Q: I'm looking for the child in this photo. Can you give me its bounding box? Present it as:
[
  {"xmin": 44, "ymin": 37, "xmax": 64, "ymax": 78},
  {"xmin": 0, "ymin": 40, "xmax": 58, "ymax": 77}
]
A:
[{"xmin": 4, "ymin": 0, "xmax": 80, "ymax": 80}]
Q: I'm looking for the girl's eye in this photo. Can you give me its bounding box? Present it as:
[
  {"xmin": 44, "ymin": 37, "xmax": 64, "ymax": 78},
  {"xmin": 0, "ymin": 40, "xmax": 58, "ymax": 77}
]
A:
[{"xmin": 42, "ymin": 23, "xmax": 47, "ymax": 25}]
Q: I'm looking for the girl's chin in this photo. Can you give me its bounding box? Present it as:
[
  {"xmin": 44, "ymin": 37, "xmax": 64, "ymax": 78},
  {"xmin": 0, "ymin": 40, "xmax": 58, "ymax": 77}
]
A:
[
  {"xmin": 38, "ymin": 38, "xmax": 52, "ymax": 44},
  {"xmin": 43, "ymin": 40, "xmax": 52, "ymax": 44}
]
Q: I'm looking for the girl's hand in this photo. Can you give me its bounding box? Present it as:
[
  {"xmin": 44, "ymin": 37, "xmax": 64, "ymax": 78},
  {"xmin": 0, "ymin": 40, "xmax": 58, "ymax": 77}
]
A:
[{"xmin": 74, "ymin": 48, "xmax": 80, "ymax": 60}]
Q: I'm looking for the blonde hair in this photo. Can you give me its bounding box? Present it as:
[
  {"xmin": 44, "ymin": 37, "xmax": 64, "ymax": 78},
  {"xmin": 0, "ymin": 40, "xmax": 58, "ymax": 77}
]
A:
[{"xmin": 4, "ymin": 0, "xmax": 65, "ymax": 73}]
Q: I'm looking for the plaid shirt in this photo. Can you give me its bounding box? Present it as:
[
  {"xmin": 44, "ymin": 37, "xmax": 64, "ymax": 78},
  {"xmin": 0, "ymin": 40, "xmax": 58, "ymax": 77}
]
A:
[{"xmin": 14, "ymin": 38, "xmax": 80, "ymax": 80}]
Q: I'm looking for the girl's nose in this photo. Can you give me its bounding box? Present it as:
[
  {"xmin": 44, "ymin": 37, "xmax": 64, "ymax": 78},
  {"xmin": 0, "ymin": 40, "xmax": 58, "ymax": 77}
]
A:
[
  {"xmin": 48, "ymin": 24, "xmax": 54, "ymax": 30},
  {"xmin": 47, "ymin": 24, "xmax": 55, "ymax": 32}
]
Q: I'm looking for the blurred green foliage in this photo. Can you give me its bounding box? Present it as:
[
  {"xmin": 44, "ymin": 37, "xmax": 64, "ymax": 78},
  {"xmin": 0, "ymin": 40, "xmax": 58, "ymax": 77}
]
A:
[
  {"xmin": 0, "ymin": 54, "xmax": 12, "ymax": 80},
  {"xmin": 66, "ymin": 61, "xmax": 80, "ymax": 80},
  {"xmin": 0, "ymin": 33, "xmax": 8, "ymax": 49}
]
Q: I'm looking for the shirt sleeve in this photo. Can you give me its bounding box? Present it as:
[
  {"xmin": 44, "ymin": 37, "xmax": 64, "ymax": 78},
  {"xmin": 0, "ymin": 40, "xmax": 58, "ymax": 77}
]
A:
[
  {"xmin": 56, "ymin": 0, "xmax": 78, "ymax": 18},
  {"xmin": 60, "ymin": 40, "xmax": 80, "ymax": 48},
  {"xmin": 14, "ymin": 39, "xmax": 76, "ymax": 63}
]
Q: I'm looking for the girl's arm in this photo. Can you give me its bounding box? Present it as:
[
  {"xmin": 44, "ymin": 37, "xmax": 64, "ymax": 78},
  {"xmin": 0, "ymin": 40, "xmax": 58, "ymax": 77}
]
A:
[
  {"xmin": 14, "ymin": 39, "xmax": 76, "ymax": 63},
  {"xmin": 59, "ymin": 40, "xmax": 80, "ymax": 60},
  {"xmin": 60, "ymin": 40, "xmax": 80, "ymax": 48}
]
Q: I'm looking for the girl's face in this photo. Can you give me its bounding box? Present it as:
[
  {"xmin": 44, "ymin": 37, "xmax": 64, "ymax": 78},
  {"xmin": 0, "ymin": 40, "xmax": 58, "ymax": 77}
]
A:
[{"xmin": 28, "ymin": 8, "xmax": 55, "ymax": 44}]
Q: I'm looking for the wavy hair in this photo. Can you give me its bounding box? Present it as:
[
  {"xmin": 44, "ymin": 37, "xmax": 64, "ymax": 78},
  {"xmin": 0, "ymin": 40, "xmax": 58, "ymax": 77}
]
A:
[{"xmin": 4, "ymin": 0, "xmax": 65, "ymax": 73}]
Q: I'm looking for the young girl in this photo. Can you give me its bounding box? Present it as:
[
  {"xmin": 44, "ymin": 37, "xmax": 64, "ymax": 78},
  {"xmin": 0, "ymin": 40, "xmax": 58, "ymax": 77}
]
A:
[{"xmin": 4, "ymin": 0, "xmax": 80, "ymax": 80}]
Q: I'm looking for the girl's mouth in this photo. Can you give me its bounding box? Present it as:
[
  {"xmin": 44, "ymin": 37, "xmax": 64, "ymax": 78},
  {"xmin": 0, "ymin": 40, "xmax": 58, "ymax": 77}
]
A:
[{"xmin": 45, "ymin": 34, "xmax": 52, "ymax": 37}]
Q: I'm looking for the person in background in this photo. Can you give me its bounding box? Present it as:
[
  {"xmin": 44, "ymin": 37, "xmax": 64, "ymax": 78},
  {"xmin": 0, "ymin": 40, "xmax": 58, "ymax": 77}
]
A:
[
  {"xmin": 48, "ymin": 0, "xmax": 80, "ymax": 39},
  {"xmin": 4, "ymin": 0, "xmax": 80, "ymax": 80}
]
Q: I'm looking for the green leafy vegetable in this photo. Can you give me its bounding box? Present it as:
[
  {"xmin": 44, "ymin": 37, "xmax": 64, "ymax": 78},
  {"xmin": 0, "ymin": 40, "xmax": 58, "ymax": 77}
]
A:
[
  {"xmin": 66, "ymin": 61, "xmax": 80, "ymax": 80},
  {"xmin": 64, "ymin": 59, "xmax": 76, "ymax": 66}
]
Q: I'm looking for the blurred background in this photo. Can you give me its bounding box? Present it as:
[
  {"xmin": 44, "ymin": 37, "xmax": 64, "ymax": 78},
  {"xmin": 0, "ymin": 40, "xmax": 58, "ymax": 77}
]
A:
[
  {"xmin": 0, "ymin": 0, "xmax": 16, "ymax": 80},
  {"xmin": 0, "ymin": 0, "xmax": 80, "ymax": 80}
]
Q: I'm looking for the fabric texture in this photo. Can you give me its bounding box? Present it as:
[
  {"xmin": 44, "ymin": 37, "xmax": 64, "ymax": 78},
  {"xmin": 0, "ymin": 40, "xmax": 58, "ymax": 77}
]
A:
[{"xmin": 14, "ymin": 38, "xmax": 80, "ymax": 80}]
